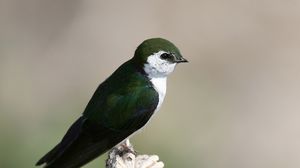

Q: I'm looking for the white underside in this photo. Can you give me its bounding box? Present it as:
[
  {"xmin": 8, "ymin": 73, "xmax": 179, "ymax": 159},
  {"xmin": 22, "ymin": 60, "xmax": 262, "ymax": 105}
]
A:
[{"xmin": 150, "ymin": 77, "xmax": 167, "ymax": 112}]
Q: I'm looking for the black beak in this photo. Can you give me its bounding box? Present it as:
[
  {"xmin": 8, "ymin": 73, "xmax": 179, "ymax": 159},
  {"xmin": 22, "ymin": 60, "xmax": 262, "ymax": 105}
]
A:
[{"xmin": 175, "ymin": 57, "xmax": 188, "ymax": 63}]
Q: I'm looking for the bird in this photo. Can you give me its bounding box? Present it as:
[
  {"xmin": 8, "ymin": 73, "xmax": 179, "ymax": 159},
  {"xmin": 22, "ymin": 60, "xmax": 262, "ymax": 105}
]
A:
[{"xmin": 36, "ymin": 38, "xmax": 188, "ymax": 168}]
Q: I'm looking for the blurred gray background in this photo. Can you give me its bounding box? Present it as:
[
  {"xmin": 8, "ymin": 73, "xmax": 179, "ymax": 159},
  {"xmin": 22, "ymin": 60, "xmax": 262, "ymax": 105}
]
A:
[{"xmin": 1, "ymin": 0, "xmax": 300, "ymax": 167}]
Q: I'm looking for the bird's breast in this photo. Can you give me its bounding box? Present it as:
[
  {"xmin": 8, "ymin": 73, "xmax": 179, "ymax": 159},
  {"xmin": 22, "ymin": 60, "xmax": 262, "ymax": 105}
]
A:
[{"xmin": 150, "ymin": 77, "xmax": 167, "ymax": 112}]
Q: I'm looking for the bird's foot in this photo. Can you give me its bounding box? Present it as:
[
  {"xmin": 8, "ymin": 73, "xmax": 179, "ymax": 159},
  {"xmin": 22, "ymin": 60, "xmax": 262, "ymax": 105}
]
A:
[{"xmin": 118, "ymin": 139, "xmax": 137, "ymax": 156}]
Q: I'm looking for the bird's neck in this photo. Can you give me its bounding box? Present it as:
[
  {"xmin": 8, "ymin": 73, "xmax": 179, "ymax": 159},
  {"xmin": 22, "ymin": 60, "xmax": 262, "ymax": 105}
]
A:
[
  {"xmin": 130, "ymin": 58, "xmax": 167, "ymax": 100},
  {"xmin": 150, "ymin": 77, "xmax": 167, "ymax": 96}
]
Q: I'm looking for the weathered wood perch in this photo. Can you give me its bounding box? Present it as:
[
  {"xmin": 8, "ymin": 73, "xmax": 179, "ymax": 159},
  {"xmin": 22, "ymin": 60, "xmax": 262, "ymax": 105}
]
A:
[{"xmin": 106, "ymin": 140, "xmax": 164, "ymax": 168}]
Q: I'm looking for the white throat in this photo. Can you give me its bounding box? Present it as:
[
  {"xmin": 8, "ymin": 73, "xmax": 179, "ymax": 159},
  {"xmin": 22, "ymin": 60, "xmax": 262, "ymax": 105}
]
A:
[
  {"xmin": 143, "ymin": 51, "xmax": 176, "ymax": 78},
  {"xmin": 143, "ymin": 51, "xmax": 177, "ymax": 111}
]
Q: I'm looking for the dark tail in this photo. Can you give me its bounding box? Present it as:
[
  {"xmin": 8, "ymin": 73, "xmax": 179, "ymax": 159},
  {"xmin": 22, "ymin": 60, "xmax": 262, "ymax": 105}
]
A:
[
  {"xmin": 36, "ymin": 117, "xmax": 132, "ymax": 168},
  {"xmin": 36, "ymin": 143, "xmax": 61, "ymax": 166},
  {"xmin": 36, "ymin": 117, "xmax": 86, "ymax": 167}
]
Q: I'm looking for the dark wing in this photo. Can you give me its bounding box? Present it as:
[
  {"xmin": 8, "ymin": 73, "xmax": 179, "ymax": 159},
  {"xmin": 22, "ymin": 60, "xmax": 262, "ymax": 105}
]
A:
[
  {"xmin": 82, "ymin": 60, "xmax": 159, "ymax": 131},
  {"xmin": 84, "ymin": 82, "xmax": 159, "ymax": 131}
]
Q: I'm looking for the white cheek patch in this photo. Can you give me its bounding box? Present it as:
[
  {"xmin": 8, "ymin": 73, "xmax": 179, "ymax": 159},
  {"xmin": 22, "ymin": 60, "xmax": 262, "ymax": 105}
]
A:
[{"xmin": 144, "ymin": 51, "xmax": 176, "ymax": 78}]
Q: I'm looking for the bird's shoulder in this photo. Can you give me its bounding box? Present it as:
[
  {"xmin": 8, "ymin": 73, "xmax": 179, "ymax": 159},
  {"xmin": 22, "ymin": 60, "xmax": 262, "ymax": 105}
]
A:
[{"xmin": 83, "ymin": 60, "xmax": 159, "ymax": 130}]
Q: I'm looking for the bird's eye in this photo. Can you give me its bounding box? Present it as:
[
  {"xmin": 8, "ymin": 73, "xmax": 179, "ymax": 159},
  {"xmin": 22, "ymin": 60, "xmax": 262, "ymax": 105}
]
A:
[{"xmin": 160, "ymin": 53, "xmax": 172, "ymax": 60}]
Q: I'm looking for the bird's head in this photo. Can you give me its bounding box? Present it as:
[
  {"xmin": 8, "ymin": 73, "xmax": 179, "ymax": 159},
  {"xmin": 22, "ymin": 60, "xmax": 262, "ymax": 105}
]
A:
[{"xmin": 132, "ymin": 38, "xmax": 188, "ymax": 78}]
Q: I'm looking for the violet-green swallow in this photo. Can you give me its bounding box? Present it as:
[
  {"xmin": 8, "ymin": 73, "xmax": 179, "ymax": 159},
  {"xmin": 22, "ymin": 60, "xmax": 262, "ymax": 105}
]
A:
[{"xmin": 36, "ymin": 38, "xmax": 188, "ymax": 168}]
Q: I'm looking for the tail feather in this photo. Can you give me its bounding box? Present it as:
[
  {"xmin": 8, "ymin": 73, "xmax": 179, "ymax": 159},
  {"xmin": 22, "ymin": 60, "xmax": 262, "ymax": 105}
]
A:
[
  {"xmin": 36, "ymin": 117, "xmax": 133, "ymax": 168},
  {"xmin": 36, "ymin": 117, "xmax": 86, "ymax": 167},
  {"xmin": 36, "ymin": 143, "xmax": 61, "ymax": 166}
]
